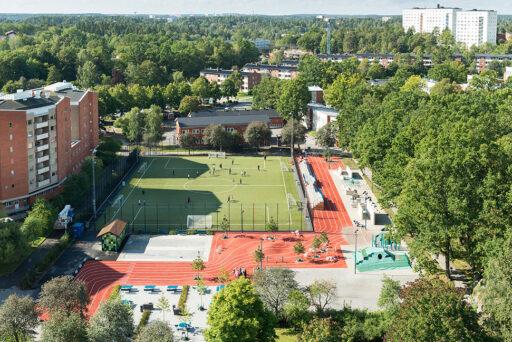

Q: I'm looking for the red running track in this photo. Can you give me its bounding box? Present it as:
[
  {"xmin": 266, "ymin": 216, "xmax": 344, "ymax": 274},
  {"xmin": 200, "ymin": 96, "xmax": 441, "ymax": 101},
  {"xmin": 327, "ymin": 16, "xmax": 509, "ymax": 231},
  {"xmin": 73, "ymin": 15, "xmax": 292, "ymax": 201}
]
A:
[
  {"xmin": 305, "ymin": 156, "xmax": 352, "ymax": 233},
  {"xmin": 76, "ymin": 156, "xmax": 353, "ymax": 317},
  {"xmin": 77, "ymin": 231, "xmax": 347, "ymax": 317}
]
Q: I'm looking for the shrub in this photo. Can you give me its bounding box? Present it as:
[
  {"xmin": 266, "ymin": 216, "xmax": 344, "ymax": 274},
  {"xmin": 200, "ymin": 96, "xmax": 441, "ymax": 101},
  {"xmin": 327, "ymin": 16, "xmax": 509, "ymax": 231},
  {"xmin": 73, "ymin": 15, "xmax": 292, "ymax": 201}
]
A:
[
  {"xmin": 136, "ymin": 310, "xmax": 151, "ymax": 335},
  {"xmin": 109, "ymin": 285, "xmax": 121, "ymax": 301},
  {"xmin": 178, "ymin": 285, "xmax": 190, "ymax": 313}
]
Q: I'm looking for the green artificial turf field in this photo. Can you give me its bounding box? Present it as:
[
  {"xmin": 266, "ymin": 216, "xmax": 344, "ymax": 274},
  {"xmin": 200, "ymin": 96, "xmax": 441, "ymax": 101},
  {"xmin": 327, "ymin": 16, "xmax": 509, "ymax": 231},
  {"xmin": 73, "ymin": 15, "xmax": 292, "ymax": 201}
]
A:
[{"xmin": 99, "ymin": 155, "xmax": 307, "ymax": 233}]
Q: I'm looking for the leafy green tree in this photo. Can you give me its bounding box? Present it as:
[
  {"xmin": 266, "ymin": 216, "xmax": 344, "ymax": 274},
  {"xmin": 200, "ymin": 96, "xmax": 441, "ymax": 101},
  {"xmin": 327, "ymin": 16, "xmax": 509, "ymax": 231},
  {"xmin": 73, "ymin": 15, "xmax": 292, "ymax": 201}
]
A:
[
  {"xmin": 179, "ymin": 131, "xmax": 197, "ymax": 152},
  {"xmin": 0, "ymin": 220, "xmax": 29, "ymax": 267},
  {"xmin": 125, "ymin": 60, "xmax": 163, "ymax": 86},
  {"xmin": 316, "ymin": 122, "xmax": 337, "ymax": 148},
  {"xmin": 469, "ymin": 70, "xmax": 499, "ymax": 91},
  {"xmin": 252, "ymin": 77, "xmax": 281, "ymax": 110},
  {"xmin": 41, "ymin": 311, "xmax": 88, "ymax": 342},
  {"xmin": 191, "ymin": 76, "xmax": 212, "ymax": 102},
  {"xmin": 205, "ymin": 277, "xmax": 277, "ymax": 342},
  {"xmin": 481, "ymin": 233, "xmax": 512, "ymax": 341},
  {"xmin": 386, "ymin": 278, "xmax": 485, "ymax": 342},
  {"xmin": 202, "ymin": 124, "xmax": 228, "ymax": 150},
  {"xmin": 76, "ymin": 60, "xmax": 99, "ymax": 88},
  {"xmin": 135, "ymin": 320, "xmax": 174, "ymax": 342},
  {"xmin": 299, "ymin": 317, "xmax": 342, "ymax": 342},
  {"xmin": 427, "ymin": 61, "xmax": 467, "ymax": 83},
  {"xmin": 178, "ymin": 95, "xmax": 201, "ymax": 114},
  {"xmin": 0, "ymin": 294, "xmax": 38, "ymax": 342},
  {"xmin": 244, "ymin": 121, "xmax": 271, "ymax": 149},
  {"xmin": 429, "ymin": 78, "xmax": 461, "ymax": 96},
  {"xmin": 293, "ymin": 241, "xmax": 305, "ymax": 259},
  {"xmin": 283, "ymin": 289, "xmax": 311, "ymax": 330},
  {"xmin": 253, "ymin": 268, "xmax": 298, "ymax": 318},
  {"xmin": 281, "ymin": 120, "xmax": 307, "ymax": 149},
  {"xmin": 39, "ymin": 276, "xmax": 89, "ymax": 317},
  {"xmin": 156, "ymin": 295, "xmax": 171, "ymax": 321},
  {"xmin": 192, "ymin": 255, "xmax": 206, "ymax": 280},
  {"xmin": 20, "ymin": 198, "xmax": 56, "ymax": 239},
  {"xmin": 143, "ymin": 105, "xmax": 163, "ymax": 146},
  {"xmin": 114, "ymin": 107, "xmax": 145, "ymax": 142},
  {"xmin": 88, "ymin": 299, "xmax": 134, "ymax": 342},
  {"xmin": 298, "ymin": 55, "xmax": 326, "ymax": 87},
  {"xmin": 307, "ymin": 280, "xmax": 337, "ymax": 313},
  {"xmin": 276, "ymin": 79, "xmax": 310, "ymax": 121},
  {"xmin": 46, "ymin": 65, "xmax": 62, "ymax": 84},
  {"xmin": 254, "ymin": 247, "xmax": 264, "ymax": 268}
]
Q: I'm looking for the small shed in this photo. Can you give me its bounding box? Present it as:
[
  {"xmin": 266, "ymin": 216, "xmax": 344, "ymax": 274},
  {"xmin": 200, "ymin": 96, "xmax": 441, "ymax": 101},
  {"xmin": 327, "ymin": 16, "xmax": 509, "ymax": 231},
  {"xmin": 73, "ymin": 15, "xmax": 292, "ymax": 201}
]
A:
[{"xmin": 97, "ymin": 219, "xmax": 127, "ymax": 252}]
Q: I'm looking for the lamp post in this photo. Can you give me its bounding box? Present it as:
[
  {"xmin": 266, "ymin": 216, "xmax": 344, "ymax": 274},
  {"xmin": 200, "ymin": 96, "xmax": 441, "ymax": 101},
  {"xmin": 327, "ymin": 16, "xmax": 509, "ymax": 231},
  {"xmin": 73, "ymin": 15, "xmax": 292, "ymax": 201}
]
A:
[
  {"xmin": 354, "ymin": 229, "xmax": 359, "ymax": 275},
  {"xmin": 290, "ymin": 115, "xmax": 294, "ymax": 159},
  {"xmin": 91, "ymin": 147, "xmax": 98, "ymax": 219}
]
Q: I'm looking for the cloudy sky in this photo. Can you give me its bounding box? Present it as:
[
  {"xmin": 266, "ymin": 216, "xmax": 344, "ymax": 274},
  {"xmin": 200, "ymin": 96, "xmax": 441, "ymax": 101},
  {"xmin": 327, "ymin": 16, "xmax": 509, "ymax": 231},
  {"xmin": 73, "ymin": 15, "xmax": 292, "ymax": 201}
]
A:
[{"xmin": 1, "ymin": 0, "xmax": 510, "ymax": 15}]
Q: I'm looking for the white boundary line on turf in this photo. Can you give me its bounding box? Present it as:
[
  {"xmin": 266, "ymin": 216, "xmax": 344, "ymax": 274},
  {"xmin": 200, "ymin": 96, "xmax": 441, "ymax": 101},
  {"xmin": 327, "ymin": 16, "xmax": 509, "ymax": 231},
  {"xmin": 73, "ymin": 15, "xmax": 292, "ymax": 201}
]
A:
[
  {"xmin": 280, "ymin": 157, "xmax": 294, "ymax": 224},
  {"xmin": 110, "ymin": 158, "xmax": 156, "ymax": 220}
]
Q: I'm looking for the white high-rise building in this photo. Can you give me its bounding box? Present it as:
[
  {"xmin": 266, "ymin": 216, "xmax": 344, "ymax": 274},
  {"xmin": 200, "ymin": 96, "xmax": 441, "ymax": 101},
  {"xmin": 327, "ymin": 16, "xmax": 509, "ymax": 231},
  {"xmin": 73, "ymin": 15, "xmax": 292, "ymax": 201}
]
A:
[
  {"xmin": 402, "ymin": 5, "xmax": 497, "ymax": 47},
  {"xmin": 403, "ymin": 6, "xmax": 459, "ymax": 34},
  {"xmin": 455, "ymin": 10, "xmax": 497, "ymax": 47}
]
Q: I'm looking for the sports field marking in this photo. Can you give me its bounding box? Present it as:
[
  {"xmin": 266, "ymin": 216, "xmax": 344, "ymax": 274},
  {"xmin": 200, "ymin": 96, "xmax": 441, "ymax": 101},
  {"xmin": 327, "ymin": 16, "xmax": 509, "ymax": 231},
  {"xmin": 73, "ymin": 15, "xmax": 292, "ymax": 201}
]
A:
[
  {"xmin": 131, "ymin": 205, "xmax": 144, "ymax": 225},
  {"xmin": 111, "ymin": 158, "xmax": 155, "ymax": 220},
  {"xmin": 280, "ymin": 157, "xmax": 294, "ymax": 224}
]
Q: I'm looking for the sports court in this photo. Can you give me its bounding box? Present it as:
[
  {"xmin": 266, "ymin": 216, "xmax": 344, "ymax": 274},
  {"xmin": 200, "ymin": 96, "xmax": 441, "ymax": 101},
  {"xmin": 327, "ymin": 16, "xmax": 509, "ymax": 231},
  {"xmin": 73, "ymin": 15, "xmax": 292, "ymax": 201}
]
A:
[
  {"xmin": 100, "ymin": 155, "xmax": 307, "ymax": 233},
  {"xmin": 79, "ymin": 155, "xmax": 355, "ymax": 317},
  {"xmin": 118, "ymin": 235, "xmax": 213, "ymax": 261}
]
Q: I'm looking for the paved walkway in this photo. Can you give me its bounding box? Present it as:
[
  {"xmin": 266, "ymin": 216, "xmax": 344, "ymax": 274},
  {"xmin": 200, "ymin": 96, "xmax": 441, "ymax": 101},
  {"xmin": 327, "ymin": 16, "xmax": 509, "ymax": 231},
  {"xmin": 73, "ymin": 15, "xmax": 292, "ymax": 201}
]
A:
[{"xmin": 0, "ymin": 231, "xmax": 63, "ymax": 289}]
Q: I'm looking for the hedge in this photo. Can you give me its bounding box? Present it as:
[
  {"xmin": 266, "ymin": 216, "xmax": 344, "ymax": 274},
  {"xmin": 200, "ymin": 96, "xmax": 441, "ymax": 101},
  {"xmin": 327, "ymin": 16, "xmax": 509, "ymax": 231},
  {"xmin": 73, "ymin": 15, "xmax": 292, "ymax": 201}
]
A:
[
  {"xmin": 136, "ymin": 309, "xmax": 151, "ymax": 335},
  {"xmin": 178, "ymin": 285, "xmax": 190, "ymax": 313}
]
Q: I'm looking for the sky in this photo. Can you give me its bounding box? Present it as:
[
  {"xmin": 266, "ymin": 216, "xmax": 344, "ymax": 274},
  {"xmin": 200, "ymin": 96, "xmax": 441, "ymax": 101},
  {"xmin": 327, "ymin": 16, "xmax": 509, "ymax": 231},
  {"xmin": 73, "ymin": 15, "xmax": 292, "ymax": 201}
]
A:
[{"xmin": 0, "ymin": 0, "xmax": 510, "ymax": 16}]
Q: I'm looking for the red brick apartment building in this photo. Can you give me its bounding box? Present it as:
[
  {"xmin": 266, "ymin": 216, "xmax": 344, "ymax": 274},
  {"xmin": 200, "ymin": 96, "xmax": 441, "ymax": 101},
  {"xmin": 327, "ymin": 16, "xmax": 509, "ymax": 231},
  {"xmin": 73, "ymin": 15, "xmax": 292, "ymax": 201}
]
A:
[
  {"xmin": 0, "ymin": 82, "xmax": 98, "ymax": 214},
  {"xmin": 199, "ymin": 69, "xmax": 262, "ymax": 93},
  {"xmin": 176, "ymin": 109, "xmax": 284, "ymax": 143}
]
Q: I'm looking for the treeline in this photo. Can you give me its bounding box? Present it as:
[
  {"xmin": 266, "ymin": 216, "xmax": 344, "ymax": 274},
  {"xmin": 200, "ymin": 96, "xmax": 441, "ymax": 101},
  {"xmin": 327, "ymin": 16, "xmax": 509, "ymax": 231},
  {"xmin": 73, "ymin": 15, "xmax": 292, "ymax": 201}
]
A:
[
  {"xmin": 322, "ymin": 54, "xmax": 512, "ymax": 339},
  {"xmin": 0, "ymin": 16, "xmax": 259, "ymax": 92}
]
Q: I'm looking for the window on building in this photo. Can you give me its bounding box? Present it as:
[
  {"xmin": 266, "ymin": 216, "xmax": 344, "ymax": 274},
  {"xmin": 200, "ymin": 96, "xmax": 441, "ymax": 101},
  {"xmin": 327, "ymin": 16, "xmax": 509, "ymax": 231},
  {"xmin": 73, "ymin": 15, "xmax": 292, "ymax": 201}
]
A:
[
  {"xmin": 11, "ymin": 170, "xmax": 15, "ymax": 176},
  {"xmin": 27, "ymin": 120, "xmax": 32, "ymax": 125},
  {"xmin": 9, "ymin": 147, "xmax": 13, "ymax": 153},
  {"xmin": 11, "ymin": 184, "xmax": 14, "ymax": 188},
  {"xmin": 8, "ymin": 122, "xmax": 12, "ymax": 128}
]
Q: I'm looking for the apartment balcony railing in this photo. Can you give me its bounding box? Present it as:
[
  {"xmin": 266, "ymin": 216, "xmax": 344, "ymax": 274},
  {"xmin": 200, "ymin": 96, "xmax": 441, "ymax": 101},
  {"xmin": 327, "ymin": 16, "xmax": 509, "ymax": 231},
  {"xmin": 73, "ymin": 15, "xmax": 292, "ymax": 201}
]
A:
[
  {"xmin": 36, "ymin": 133, "xmax": 49, "ymax": 140},
  {"xmin": 35, "ymin": 121, "xmax": 49, "ymax": 129},
  {"xmin": 37, "ymin": 155, "xmax": 49, "ymax": 163},
  {"xmin": 36, "ymin": 144, "xmax": 49, "ymax": 152},
  {"xmin": 37, "ymin": 166, "xmax": 50, "ymax": 175}
]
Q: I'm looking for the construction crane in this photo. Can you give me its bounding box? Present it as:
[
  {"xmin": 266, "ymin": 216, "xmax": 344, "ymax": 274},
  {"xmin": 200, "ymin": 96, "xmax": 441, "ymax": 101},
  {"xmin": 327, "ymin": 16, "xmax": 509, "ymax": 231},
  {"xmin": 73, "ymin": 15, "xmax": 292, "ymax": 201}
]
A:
[{"xmin": 316, "ymin": 15, "xmax": 333, "ymax": 55}]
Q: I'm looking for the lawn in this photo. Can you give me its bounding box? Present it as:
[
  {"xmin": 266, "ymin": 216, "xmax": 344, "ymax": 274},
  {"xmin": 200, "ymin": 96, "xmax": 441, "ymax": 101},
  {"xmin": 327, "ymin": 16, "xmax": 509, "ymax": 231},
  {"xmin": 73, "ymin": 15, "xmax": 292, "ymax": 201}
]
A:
[
  {"xmin": 276, "ymin": 328, "xmax": 298, "ymax": 342},
  {"xmin": 100, "ymin": 155, "xmax": 306, "ymax": 233}
]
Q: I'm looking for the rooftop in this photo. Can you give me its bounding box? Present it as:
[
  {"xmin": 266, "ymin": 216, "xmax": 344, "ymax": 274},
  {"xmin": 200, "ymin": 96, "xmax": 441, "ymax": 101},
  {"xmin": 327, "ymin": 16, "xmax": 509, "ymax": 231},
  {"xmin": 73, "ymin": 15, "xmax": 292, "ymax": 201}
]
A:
[
  {"xmin": 0, "ymin": 82, "xmax": 86, "ymax": 111},
  {"xmin": 189, "ymin": 108, "xmax": 280, "ymax": 118},
  {"xmin": 243, "ymin": 63, "xmax": 297, "ymax": 71},
  {"xmin": 177, "ymin": 112, "xmax": 273, "ymax": 128}
]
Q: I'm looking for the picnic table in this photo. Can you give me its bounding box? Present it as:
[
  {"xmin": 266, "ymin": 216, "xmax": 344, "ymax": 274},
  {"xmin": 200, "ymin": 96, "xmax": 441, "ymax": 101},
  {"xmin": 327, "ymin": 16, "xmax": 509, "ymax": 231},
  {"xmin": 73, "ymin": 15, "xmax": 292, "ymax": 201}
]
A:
[
  {"xmin": 215, "ymin": 285, "xmax": 225, "ymax": 292},
  {"xmin": 120, "ymin": 285, "xmax": 133, "ymax": 291},
  {"xmin": 143, "ymin": 285, "xmax": 157, "ymax": 292},
  {"xmin": 167, "ymin": 285, "xmax": 179, "ymax": 292}
]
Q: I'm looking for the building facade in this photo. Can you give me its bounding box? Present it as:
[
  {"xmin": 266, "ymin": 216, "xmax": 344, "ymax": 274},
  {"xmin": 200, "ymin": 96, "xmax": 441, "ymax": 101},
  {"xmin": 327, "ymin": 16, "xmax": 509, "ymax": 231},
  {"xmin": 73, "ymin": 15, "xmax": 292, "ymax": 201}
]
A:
[
  {"xmin": 199, "ymin": 69, "xmax": 262, "ymax": 93},
  {"xmin": 306, "ymin": 86, "xmax": 338, "ymax": 131},
  {"xmin": 176, "ymin": 109, "xmax": 284, "ymax": 143},
  {"xmin": 402, "ymin": 6, "xmax": 497, "ymax": 47},
  {"xmin": 241, "ymin": 64, "xmax": 299, "ymax": 80},
  {"xmin": 0, "ymin": 82, "xmax": 98, "ymax": 214}
]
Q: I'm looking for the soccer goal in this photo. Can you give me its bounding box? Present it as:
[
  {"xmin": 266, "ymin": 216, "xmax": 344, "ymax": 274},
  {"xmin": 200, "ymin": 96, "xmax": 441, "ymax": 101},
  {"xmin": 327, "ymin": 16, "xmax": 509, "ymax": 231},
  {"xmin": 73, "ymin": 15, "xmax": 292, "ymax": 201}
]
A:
[
  {"xmin": 187, "ymin": 215, "xmax": 213, "ymax": 229},
  {"xmin": 287, "ymin": 193, "xmax": 297, "ymax": 209},
  {"xmin": 137, "ymin": 162, "xmax": 147, "ymax": 174},
  {"xmin": 208, "ymin": 152, "xmax": 226, "ymax": 159},
  {"xmin": 280, "ymin": 161, "xmax": 290, "ymax": 172}
]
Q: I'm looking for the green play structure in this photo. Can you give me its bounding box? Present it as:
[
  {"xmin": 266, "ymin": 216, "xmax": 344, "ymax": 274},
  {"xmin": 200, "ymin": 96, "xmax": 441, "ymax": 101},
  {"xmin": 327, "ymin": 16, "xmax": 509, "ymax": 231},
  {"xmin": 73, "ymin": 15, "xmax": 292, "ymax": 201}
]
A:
[
  {"xmin": 97, "ymin": 219, "xmax": 127, "ymax": 252},
  {"xmin": 355, "ymin": 246, "xmax": 411, "ymax": 272},
  {"xmin": 372, "ymin": 232, "xmax": 401, "ymax": 250}
]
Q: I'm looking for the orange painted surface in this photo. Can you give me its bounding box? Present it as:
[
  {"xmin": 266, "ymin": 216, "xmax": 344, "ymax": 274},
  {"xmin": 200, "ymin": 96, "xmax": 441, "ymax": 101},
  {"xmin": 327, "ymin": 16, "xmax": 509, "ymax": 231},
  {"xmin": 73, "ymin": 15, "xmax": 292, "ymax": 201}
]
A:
[{"xmin": 77, "ymin": 156, "xmax": 354, "ymax": 317}]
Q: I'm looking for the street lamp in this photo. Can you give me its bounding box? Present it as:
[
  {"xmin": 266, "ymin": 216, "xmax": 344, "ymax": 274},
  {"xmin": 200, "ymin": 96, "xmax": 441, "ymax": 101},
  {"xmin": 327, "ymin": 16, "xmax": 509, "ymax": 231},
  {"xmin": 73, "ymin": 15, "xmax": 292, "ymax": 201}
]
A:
[
  {"xmin": 91, "ymin": 147, "xmax": 98, "ymax": 219},
  {"xmin": 354, "ymin": 229, "xmax": 359, "ymax": 274}
]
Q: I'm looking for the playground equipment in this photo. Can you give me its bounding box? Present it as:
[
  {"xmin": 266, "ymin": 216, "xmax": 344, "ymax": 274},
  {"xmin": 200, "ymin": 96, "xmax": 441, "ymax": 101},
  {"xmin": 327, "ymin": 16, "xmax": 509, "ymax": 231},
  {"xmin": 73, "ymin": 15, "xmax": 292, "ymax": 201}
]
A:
[
  {"xmin": 54, "ymin": 205, "xmax": 75, "ymax": 230},
  {"xmin": 372, "ymin": 232, "xmax": 401, "ymax": 250},
  {"xmin": 355, "ymin": 246, "xmax": 410, "ymax": 272}
]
